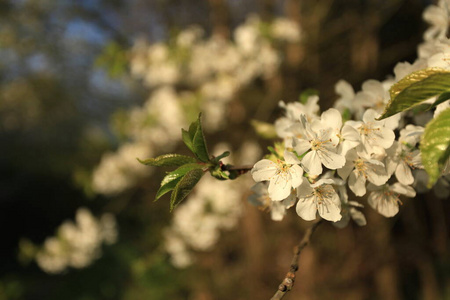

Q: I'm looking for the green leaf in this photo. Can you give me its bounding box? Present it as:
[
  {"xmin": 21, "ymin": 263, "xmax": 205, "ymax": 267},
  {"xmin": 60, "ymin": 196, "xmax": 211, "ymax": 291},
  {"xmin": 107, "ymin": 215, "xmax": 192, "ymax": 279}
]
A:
[
  {"xmin": 378, "ymin": 68, "xmax": 450, "ymax": 119},
  {"xmin": 156, "ymin": 163, "xmax": 204, "ymax": 200},
  {"xmin": 181, "ymin": 114, "xmax": 210, "ymax": 162},
  {"xmin": 420, "ymin": 107, "xmax": 450, "ymax": 187},
  {"xmin": 250, "ymin": 120, "xmax": 277, "ymax": 139},
  {"xmin": 431, "ymin": 91, "xmax": 450, "ymax": 109},
  {"xmin": 192, "ymin": 117, "xmax": 209, "ymax": 162},
  {"xmin": 299, "ymin": 88, "xmax": 319, "ymax": 104},
  {"xmin": 182, "ymin": 129, "xmax": 195, "ymax": 153},
  {"xmin": 137, "ymin": 154, "xmax": 197, "ymax": 167},
  {"xmin": 156, "ymin": 176, "xmax": 182, "ymax": 200},
  {"xmin": 211, "ymin": 151, "xmax": 230, "ymax": 164},
  {"xmin": 170, "ymin": 168, "xmax": 204, "ymax": 211}
]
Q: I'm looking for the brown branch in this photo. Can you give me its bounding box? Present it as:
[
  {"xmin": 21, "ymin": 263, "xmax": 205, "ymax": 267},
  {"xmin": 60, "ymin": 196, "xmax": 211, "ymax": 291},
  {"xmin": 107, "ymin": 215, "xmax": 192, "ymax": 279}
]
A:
[
  {"xmin": 220, "ymin": 164, "xmax": 253, "ymax": 176},
  {"xmin": 270, "ymin": 219, "xmax": 323, "ymax": 300}
]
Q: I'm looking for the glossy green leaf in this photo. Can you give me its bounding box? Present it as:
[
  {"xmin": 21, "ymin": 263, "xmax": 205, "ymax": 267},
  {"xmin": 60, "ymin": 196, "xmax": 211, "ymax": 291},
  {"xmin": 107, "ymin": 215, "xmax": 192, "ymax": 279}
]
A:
[
  {"xmin": 420, "ymin": 107, "xmax": 450, "ymax": 187},
  {"xmin": 431, "ymin": 91, "xmax": 450, "ymax": 109},
  {"xmin": 181, "ymin": 128, "xmax": 195, "ymax": 153},
  {"xmin": 170, "ymin": 168, "xmax": 204, "ymax": 211},
  {"xmin": 156, "ymin": 176, "xmax": 182, "ymax": 200},
  {"xmin": 155, "ymin": 163, "xmax": 204, "ymax": 200},
  {"xmin": 181, "ymin": 114, "xmax": 210, "ymax": 162},
  {"xmin": 378, "ymin": 68, "xmax": 450, "ymax": 119},
  {"xmin": 192, "ymin": 117, "xmax": 209, "ymax": 162},
  {"xmin": 137, "ymin": 154, "xmax": 197, "ymax": 167},
  {"xmin": 212, "ymin": 151, "xmax": 230, "ymax": 163}
]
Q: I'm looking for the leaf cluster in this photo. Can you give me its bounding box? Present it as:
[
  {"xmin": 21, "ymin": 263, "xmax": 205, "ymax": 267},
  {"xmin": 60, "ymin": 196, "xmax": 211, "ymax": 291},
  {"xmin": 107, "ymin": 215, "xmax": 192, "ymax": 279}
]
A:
[
  {"xmin": 138, "ymin": 114, "xmax": 238, "ymax": 211},
  {"xmin": 378, "ymin": 68, "xmax": 450, "ymax": 186}
]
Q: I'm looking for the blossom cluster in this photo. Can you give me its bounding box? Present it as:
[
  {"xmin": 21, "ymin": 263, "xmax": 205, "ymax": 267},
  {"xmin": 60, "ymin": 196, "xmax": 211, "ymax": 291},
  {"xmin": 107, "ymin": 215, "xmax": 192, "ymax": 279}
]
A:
[
  {"xmin": 20, "ymin": 208, "xmax": 117, "ymax": 274},
  {"xmin": 92, "ymin": 16, "xmax": 301, "ymax": 195},
  {"xmin": 249, "ymin": 0, "xmax": 450, "ymax": 225}
]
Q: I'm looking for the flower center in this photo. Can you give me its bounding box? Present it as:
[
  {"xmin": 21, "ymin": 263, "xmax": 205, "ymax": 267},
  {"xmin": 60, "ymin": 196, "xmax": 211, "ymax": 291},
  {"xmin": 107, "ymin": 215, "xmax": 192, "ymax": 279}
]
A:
[
  {"xmin": 313, "ymin": 185, "xmax": 334, "ymax": 205},
  {"xmin": 354, "ymin": 158, "xmax": 368, "ymax": 178}
]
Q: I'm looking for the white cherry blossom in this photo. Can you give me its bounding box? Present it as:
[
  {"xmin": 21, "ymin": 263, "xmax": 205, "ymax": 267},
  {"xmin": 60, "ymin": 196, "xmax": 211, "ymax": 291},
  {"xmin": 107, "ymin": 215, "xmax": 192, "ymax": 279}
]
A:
[
  {"xmin": 367, "ymin": 183, "xmax": 416, "ymax": 217},
  {"xmin": 333, "ymin": 79, "xmax": 357, "ymax": 114},
  {"xmin": 248, "ymin": 182, "xmax": 296, "ymax": 221},
  {"xmin": 293, "ymin": 115, "xmax": 345, "ymax": 176},
  {"xmin": 313, "ymin": 108, "xmax": 361, "ymax": 155},
  {"xmin": 346, "ymin": 109, "xmax": 396, "ymax": 153},
  {"xmin": 296, "ymin": 179, "xmax": 342, "ymax": 222},
  {"xmin": 338, "ymin": 149, "xmax": 389, "ymax": 196},
  {"xmin": 386, "ymin": 125, "xmax": 424, "ymax": 185},
  {"xmin": 251, "ymin": 150, "xmax": 303, "ymax": 201}
]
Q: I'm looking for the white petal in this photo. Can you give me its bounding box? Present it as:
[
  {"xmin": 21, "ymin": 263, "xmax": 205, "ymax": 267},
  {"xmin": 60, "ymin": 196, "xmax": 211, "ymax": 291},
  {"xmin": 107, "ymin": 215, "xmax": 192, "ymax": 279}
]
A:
[
  {"xmin": 311, "ymin": 178, "xmax": 335, "ymax": 187},
  {"xmin": 296, "ymin": 180, "xmax": 314, "ymax": 198},
  {"xmin": 383, "ymin": 114, "xmax": 401, "ymax": 130},
  {"xmin": 337, "ymin": 150, "xmax": 356, "ymax": 180},
  {"xmin": 362, "ymin": 109, "xmax": 379, "ymax": 123},
  {"xmin": 342, "ymin": 124, "xmax": 360, "ymax": 141},
  {"xmin": 284, "ymin": 150, "xmax": 301, "ymax": 165},
  {"xmin": 349, "ymin": 171, "xmax": 366, "ymax": 196},
  {"xmin": 317, "ymin": 192, "xmax": 342, "ymax": 222},
  {"xmin": 395, "ymin": 162, "xmax": 414, "ymax": 185},
  {"xmin": 268, "ymin": 175, "xmax": 291, "ymax": 201},
  {"xmin": 302, "ymin": 151, "xmax": 322, "ymax": 175},
  {"xmin": 376, "ymin": 127, "xmax": 395, "ymax": 149},
  {"xmin": 318, "ymin": 148, "xmax": 346, "ymax": 170},
  {"xmin": 289, "ymin": 164, "xmax": 304, "ymax": 188},
  {"xmin": 271, "ymin": 201, "xmax": 286, "ymax": 221},
  {"xmin": 391, "ymin": 182, "xmax": 416, "ymax": 197},
  {"xmin": 349, "ymin": 208, "xmax": 367, "ymax": 226},
  {"xmin": 321, "ymin": 108, "xmax": 342, "ymax": 130},
  {"xmin": 293, "ymin": 138, "xmax": 311, "ymax": 155},
  {"xmin": 282, "ymin": 193, "xmax": 297, "ymax": 209},
  {"xmin": 368, "ymin": 191, "xmax": 399, "ymax": 217},
  {"xmin": 335, "ymin": 80, "xmax": 355, "ymax": 98},
  {"xmin": 251, "ymin": 159, "xmax": 277, "ymax": 182},
  {"xmin": 296, "ymin": 195, "xmax": 317, "ymax": 221},
  {"xmin": 366, "ymin": 164, "xmax": 390, "ymax": 186}
]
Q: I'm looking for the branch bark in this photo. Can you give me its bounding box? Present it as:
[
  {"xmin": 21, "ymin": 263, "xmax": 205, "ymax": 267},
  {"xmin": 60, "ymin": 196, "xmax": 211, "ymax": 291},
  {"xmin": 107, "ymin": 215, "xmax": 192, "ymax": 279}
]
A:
[{"xmin": 270, "ymin": 219, "xmax": 323, "ymax": 300}]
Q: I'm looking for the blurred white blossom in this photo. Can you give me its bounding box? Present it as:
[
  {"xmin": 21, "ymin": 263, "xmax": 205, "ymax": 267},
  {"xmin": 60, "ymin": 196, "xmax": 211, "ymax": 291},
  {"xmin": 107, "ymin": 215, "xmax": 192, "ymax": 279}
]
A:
[{"xmin": 25, "ymin": 208, "xmax": 117, "ymax": 274}]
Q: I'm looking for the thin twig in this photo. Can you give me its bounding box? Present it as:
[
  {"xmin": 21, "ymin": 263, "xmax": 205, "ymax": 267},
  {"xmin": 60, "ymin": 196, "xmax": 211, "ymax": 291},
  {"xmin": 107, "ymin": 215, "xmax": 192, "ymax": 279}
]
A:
[
  {"xmin": 270, "ymin": 219, "xmax": 323, "ymax": 300},
  {"xmin": 220, "ymin": 164, "xmax": 253, "ymax": 175}
]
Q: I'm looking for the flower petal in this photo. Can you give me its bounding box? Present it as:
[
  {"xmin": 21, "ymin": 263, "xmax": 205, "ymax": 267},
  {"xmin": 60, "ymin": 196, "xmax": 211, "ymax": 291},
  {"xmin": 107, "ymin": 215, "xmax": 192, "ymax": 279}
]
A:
[
  {"xmin": 293, "ymin": 138, "xmax": 311, "ymax": 156},
  {"xmin": 395, "ymin": 161, "xmax": 414, "ymax": 185},
  {"xmin": 251, "ymin": 159, "xmax": 277, "ymax": 182},
  {"xmin": 317, "ymin": 192, "xmax": 341, "ymax": 222},
  {"xmin": 289, "ymin": 164, "xmax": 304, "ymax": 188},
  {"xmin": 318, "ymin": 148, "xmax": 346, "ymax": 170},
  {"xmin": 302, "ymin": 151, "xmax": 322, "ymax": 175},
  {"xmin": 268, "ymin": 175, "xmax": 291, "ymax": 201},
  {"xmin": 349, "ymin": 171, "xmax": 366, "ymax": 196},
  {"xmin": 284, "ymin": 150, "xmax": 301, "ymax": 165},
  {"xmin": 368, "ymin": 191, "xmax": 399, "ymax": 217},
  {"xmin": 296, "ymin": 195, "xmax": 317, "ymax": 221},
  {"xmin": 271, "ymin": 201, "xmax": 286, "ymax": 221}
]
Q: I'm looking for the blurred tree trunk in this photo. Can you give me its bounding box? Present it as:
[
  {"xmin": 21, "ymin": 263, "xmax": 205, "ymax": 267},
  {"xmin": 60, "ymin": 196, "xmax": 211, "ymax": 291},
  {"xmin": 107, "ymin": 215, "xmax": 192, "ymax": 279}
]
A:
[{"xmin": 208, "ymin": 0, "xmax": 230, "ymax": 38}]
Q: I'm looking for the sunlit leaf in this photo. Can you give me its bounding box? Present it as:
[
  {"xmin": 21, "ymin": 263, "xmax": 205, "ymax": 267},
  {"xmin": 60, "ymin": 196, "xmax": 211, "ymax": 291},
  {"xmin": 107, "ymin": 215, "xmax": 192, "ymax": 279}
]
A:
[
  {"xmin": 420, "ymin": 107, "xmax": 450, "ymax": 187},
  {"xmin": 137, "ymin": 154, "xmax": 197, "ymax": 167},
  {"xmin": 156, "ymin": 163, "xmax": 204, "ymax": 200},
  {"xmin": 378, "ymin": 68, "xmax": 450, "ymax": 119},
  {"xmin": 181, "ymin": 113, "xmax": 210, "ymax": 162},
  {"xmin": 170, "ymin": 168, "xmax": 204, "ymax": 211}
]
